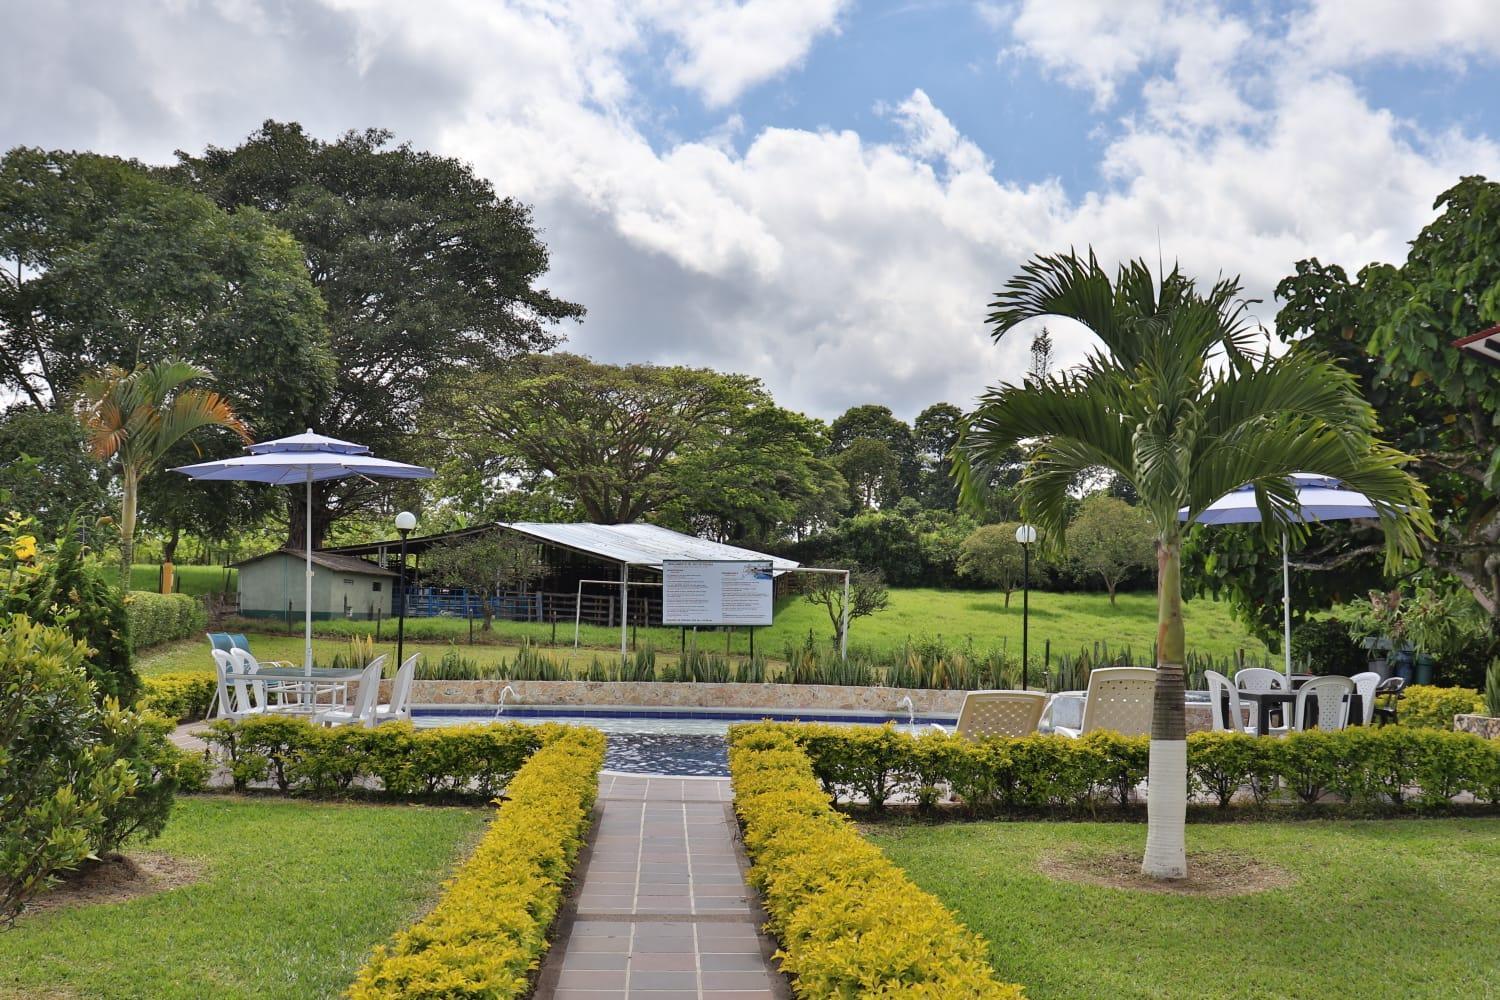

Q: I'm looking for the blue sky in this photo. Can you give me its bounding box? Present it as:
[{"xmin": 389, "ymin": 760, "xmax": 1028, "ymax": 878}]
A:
[{"xmin": 5, "ymin": 0, "xmax": 1500, "ymax": 419}]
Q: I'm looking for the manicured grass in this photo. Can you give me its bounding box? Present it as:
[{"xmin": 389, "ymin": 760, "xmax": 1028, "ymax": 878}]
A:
[
  {"xmin": 868, "ymin": 818, "xmax": 1500, "ymax": 1000},
  {"xmin": 0, "ymin": 797, "xmax": 488, "ymax": 1000},
  {"xmin": 106, "ymin": 563, "xmax": 237, "ymax": 596},
  {"xmin": 233, "ymin": 587, "xmax": 1268, "ymax": 663}
]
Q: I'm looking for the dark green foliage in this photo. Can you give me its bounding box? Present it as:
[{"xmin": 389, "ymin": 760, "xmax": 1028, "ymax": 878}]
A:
[
  {"xmin": 1290, "ymin": 617, "xmax": 1367, "ymax": 677},
  {"xmin": 727, "ymin": 722, "xmax": 1500, "ymax": 814},
  {"xmin": 0, "ymin": 408, "xmax": 106, "ymax": 537}
]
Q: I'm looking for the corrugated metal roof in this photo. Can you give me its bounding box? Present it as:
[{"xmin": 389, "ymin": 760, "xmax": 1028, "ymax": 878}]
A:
[{"xmin": 502, "ymin": 522, "xmax": 800, "ymax": 572}]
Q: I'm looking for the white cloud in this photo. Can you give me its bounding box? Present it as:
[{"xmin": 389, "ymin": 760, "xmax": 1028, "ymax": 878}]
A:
[
  {"xmin": 1289, "ymin": 0, "xmax": 1500, "ymax": 66},
  {"xmin": 4, "ymin": 0, "xmax": 1500, "ymax": 420}
]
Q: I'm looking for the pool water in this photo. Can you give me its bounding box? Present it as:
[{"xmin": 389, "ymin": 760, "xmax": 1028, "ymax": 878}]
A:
[{"xmin": 412, "ymin": 707, "xmax": 955, "ymax": 777}]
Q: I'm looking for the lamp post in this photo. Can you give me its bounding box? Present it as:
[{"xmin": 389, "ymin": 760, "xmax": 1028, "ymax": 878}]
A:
[
  {"xmin": 394, "ymin": 511, "xmax": 416, "ymax": 669},
  {"xmin": 1015, "ymin": 524, "xmax": 1036, "ymax": 689}
]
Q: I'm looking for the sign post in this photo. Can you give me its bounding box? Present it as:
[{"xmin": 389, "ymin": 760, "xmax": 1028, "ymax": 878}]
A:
[{"xmin": 662, "ymin": 560, "xmax": 774, "ymax": 628}]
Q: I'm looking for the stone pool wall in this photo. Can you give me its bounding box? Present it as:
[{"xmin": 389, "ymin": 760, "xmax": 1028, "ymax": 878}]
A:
[{"xmin": 1454, "ymin": 714, "xmax": 1500, "ymax": 739}]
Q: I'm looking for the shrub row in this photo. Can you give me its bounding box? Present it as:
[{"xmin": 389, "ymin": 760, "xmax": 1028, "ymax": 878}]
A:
[
  {"xmin": 203, "ymin": 716, "xmax": 563, "ymax": 799},
  {"xmin": 348, "ymin": 726, "xmax": 606, "ymax": 998},
  {"xmin": 124, "ymin": 591, "xmax": 207, "ymax": 651},
  {"xmin": 140, "ymin": 672, "xmax": 217, "ymax": 722},
  {"xmin": 1399, "ymin": 685, "xmax": 1485, "ymax": 730},
  {"xmin": 736, "ymin": 722, "xmax": 1500, "ymax": 814},
  {"xmin": 728, "ymin": 727, "xmax": 1023, "ymax": 998}
]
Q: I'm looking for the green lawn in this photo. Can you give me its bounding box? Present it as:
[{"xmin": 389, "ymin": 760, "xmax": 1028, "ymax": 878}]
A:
[
  {"xmin": 217, "ymin": 586, "xmax": 1267, "ymax": 663},
  {"xmin": 0, "ymin": 797, "xmax": 488, "ymax": 1000},
  {"xmin": 869, "ymin": 818, "xmax": 1500, "ymax": 1000},
  {"xmin": 108, "ymin": 563, "xmax": 237, "ymax": 596}
]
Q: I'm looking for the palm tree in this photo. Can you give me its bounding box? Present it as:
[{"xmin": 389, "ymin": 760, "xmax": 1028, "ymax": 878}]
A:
[
  {"xmin": 956, "ymin": 251, "xmax": 1429, "ymax": 878},
  {"xmin": 77, "ymin": 360, "xmax": 251, "ymax": 584}
]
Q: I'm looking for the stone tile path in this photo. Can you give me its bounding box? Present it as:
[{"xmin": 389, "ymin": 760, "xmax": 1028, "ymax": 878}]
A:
[{"xmin": 543, "ymin": 774, "xmax": 789, "ymax": 999}]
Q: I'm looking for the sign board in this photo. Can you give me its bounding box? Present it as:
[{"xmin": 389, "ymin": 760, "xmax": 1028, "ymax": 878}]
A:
[{"xmin": 661, "ymin": 559, "xmax": 774, "ymax": 626}]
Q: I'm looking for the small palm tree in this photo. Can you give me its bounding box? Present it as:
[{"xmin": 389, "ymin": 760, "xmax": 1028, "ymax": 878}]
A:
[
  {"xmin": 956, "ymin": 250, "xmax": 1429, "ymax": 878},
  {"xmin": 77, "ymin": 360, "xmax": 250, "ymax": 583}
]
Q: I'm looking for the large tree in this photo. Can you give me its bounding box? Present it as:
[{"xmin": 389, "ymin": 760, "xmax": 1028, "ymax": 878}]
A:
[
  {"xmin": 913, "ymin": 402, "xmax": 964, "ymax": 509},
  {"xmin": 441, "ymin": 354, "xmax": 760, "ymax": 524},
  {"xmin": 956, "ymin": 522, "xmax": 1026, "ymax": 606},
  {"xmin": 829, "ymin": 404, "xmax": 920, "ymax": 497},
  {"xmin": 169, "ymin": 122, "xmax": 583, "ymax": 545},
  {"xmin": 957, "ymin": 250, "xmax": 1427, "ymax": 878},
  {"xmin": 0, "ymin": 408, "xmax": 105, "ymax": 537},
  {"xmin": 1069, "ymin": 493, "xmax": 1155, "ymax": 605}
]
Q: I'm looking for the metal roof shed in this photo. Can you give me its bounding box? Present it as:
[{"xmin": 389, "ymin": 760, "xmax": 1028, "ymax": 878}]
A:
[{"xmin": 501, "ymin": 521, "xmax": 800, "ymax": 573}]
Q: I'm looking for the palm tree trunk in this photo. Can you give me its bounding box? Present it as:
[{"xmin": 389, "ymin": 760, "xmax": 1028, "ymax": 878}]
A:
[
  {"xmin": 1142, "ymin": 534, "xmax": 1188, "ymax": 879},
  {"xmin": 119, "ymin": 465, "xmax": 138, "ymax": 588}
]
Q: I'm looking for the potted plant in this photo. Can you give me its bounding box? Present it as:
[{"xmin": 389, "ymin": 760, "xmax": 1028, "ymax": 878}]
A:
[
  {"xmin": 1398, "ymin": 588, "xmax": 1460, "ymax": 686},
  {"xmin": 1340, "ymin": 590, "xmax": 1405, "ymax": 680},
  {"xmin": 1453, "ymin": 659, "xmax": 1500, "ymax": 739}
]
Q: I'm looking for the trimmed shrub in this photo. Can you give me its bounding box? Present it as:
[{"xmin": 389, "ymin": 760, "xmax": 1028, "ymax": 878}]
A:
[
  {"xmin": 728, "ymin": 728, "xmax": 1024, "ymax": 998},
  {"xmin": 124, "ymin": 591, "xmax": 208, "ymax": 652},
  {"xmin": 1400, "ymin": 685, "xmax": 1484, "ymax": 730},
  {"xmin": 737, "ymin": 721, "xmax": 1500, "ymax": 813},
  {"xmin": 203, "ymin": 717, "xmax": 551, "ymax": 799},
  {"xmin": 140, "ymin": 672, "xmax": 217, "ymax": 722},
  {"xmin": 347, "ymin": 726, "xmax": 605, "ymax": 998}
]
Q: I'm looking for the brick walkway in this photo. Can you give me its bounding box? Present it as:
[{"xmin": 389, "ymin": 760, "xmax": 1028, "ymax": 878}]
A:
[{"xmin": 542, "ymin": 774, "xmax": 789, "ymax": 999}]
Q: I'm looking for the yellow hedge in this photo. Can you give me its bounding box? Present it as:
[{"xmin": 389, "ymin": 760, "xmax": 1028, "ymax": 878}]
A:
[
  {"xmin": 729, "ymin": 728, "xmax": 1025, "ymax": 999},
  {"xmin": 347, "ymin": 726, "xmax": 606, "ymax": 999},
  {"xmin": 1400, "ymin": 685, "xmax": 1485, "ymax": 730}
]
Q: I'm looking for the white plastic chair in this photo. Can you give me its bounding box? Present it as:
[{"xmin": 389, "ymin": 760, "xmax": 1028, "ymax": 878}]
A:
[
  {"xmin": 372, "ymin": 654, "xmax": 419, "ymax": 724},
  {"xmin": 212, "ymin": 648, "xmax": 266, "ymax": 721},
  {"xmin": 1053, "ymin": 667, "xmax": 1156, "ymax": 738},
  {"xmin": 1350, "ymin": 671, "xmax": 1381, "ymax": 726},
  {"xmin": 229, "ymin": 646, "xmax": 301, "ymax": 711},
  {"xmin": 1205, "ymin": 670, "xmax": 1257, "ymax": 735},
  {"xmin": 946, "ymin": 690, "xmax": 1047, "ymax": 739},
  {"xmin": 1235, "ymin": 667, "xmax": 1287, "ymax": 694},
  {"xmin": 1294, "ymin": 675, "xmax": 1355, "ymax": 732},
  {"xmin": 316, "ymin": 658, "xmax": 386, "ymax": 728}
]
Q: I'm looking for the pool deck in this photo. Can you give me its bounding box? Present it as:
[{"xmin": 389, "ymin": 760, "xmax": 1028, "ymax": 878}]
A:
[{"xmin": 538, "ymin": 773, "xmax": 790, "ymax": 999}]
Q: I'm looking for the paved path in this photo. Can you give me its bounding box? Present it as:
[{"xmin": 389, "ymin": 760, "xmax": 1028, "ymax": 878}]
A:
[{"xmin": 543, "ymin": 774, "xmax": 789, "ymax": 999}]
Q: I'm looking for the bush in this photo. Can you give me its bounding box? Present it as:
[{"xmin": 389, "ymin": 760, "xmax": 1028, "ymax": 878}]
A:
[
  {"xmin": 1400, "ymin": 685, "xmax": 1484, "ymax": 730},
  {"xmin": 1291, "ymin": 618, "xmax": 1367, "ymax": 677},
  {"xmin": 203, "ymin": 716, "xmax": 551, "ymax": 799},
  {"xmin": 734, "ymin": 721, "xmax": 1500, "ymax": 813},
  {"xmin": 124, "ymin": 591, "xmax": 208, "ymax": 651},
  {"xmin": 348, "ymin": 727, "xmax": 605, "ymax": 998},
  {"xmin": 727, "ymin": 729, "xmax": 1024, "ymax": 998},
  {"xmin": 141, "ymin": 672, "xmax": 217, "ymax": 722},
  {"xmin": 0, "ymin": 615, "xmax": 136, "ymax": 923}
]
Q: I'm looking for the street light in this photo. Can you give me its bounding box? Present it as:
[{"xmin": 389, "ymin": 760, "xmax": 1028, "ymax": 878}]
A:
[
  {"xmin": 394, "ymin": 511, "xmax": 417, "ymax": 669},
  {"xmin": 1015, "ymin": 524, "xmax": 1036, "ymax": 690}
]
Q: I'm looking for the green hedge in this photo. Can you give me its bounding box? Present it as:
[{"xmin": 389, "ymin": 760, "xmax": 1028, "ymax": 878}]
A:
[
  {"xmin": 1399, "ymin": 685, "xmax": 1485, "ymax": 730},
  {"xmin": 124, "ymin": 591, "xmax": 207, "ymax": 651},
  {"xmin": 729, "ymin": 727, "xmax": 1024, "ymax": 998},
  {"xmin": 140, "ymin": 672, "xmax": 217, "ymax": 722},
  {"xmin": 348, "ymin": 726, "xmax": 605, "ymax": 998},
  {"xmin": 202, "ymin": 716, "xmax": 572, "ymax": 799},
  {"xmin": 733, "ymin": 722, "xmax": 1500, "ymax": 814}
]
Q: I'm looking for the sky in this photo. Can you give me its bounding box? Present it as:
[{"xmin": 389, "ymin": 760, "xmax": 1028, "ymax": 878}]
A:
[{"xmin": 5, "ymin": 0, "xmax": 1500, "ymax": 421}]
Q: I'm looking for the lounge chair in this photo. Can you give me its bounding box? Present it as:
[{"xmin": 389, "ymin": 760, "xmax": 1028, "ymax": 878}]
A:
[
  {"xmin": 315, "ymin": 657, "xmax": 386, "ymax": 728},
  {"xmin": 1052, "ymin": 666, "xmax": 1156, "ymax": 738},
  {"xmin": 372, "ymin": 653, "xmax": 419, "ymax": 724},
  {"xmin": 948, "ymin": 690, "xmax": 1047, "ymax": 738},
  {"xmin": 1294, "ymin": 675, "xmax": 1355, "ymax": 732}
]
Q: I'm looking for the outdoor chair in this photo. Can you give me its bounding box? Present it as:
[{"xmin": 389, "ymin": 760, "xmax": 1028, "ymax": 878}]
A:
[
  {"xmin": 315, "ymin": 657, "xmax": 386, "ymax": 728},
  {"xmin": 229, "ymin": 647, "xmax": 301, "ymax": 711},
  {"xmin": 1205, "ymin": 669, "xmax": 1257, "ymax": 735},
  {"xmin": 212, "ymin": 649, "xmax": 267, "ymax": 721},
  {"xmin": 372, "ymin": 653, "xmax": 419, "ymax": 725},
  {"xmin": 1236, "ymin": 667, "xmax": 1288, "ymax": 729},
  {"xmin": 1372, "ymin": 676, "xmax": 1407, "ymax": 725},
  {"xmin": 206, "ymin": 632, "xmax": 251, "ymax": 654},
  {"xmin": 1052, "ymin": 667, "xmax": 1156, "ymax": 738},
  {"xmin": 1350, "ymin": 671, "xmax": 1382, "ymax": 726},
  {"xmin": 1294, "ymin": 675, "xmax": 1355, "ymax": 732},
  {"xmin": 947, "ymin": 690, "xmax": 1047, "ymax": 739}
]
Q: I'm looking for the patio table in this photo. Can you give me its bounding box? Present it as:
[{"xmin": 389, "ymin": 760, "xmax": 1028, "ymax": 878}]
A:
[
  {"xmin": 224, "ymin": 667, "xmax": 364, "ymax": 714},
  {"xmin": 1230, "ymin": 688, "xmax": 1364, "ymax": 735}
]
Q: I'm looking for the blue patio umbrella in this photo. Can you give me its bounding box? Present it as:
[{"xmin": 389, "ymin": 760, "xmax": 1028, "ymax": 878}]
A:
[
  {"xmin": 1180, "ymin": 473, "xmax": 1385, "ymax": 684},
  {"xmin": 174, "ymin": 430, "xmax": 434, "ymax": 671}
]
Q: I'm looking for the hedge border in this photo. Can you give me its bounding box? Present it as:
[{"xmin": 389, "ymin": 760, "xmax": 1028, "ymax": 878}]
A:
[
  {"xmin": 738, "ymin": 722, "xmax": 1500, "ymax": 816},
  {"xmin": 347, "ymin": 726, "xmax": 606, "ymax": 998},
  {"xmin": 140, "ymin": 672, "xmax": 216, "ymax": 723},
  {"xmin": 728, "ymin": 726, "xmax": 1025, "ymax": 999},
  {"xmin": 124, "ymin": 591, "xmax": 207, "ymax": 651}
]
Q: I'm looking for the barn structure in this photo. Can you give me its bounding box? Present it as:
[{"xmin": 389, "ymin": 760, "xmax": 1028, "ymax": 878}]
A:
[
  {"xmin": 323, "ymin": 521, "xmax": 800, "ymax": 629},
  {"xmin": 233, "ymin": 549, "xmax": 396, "ymax": 621}
]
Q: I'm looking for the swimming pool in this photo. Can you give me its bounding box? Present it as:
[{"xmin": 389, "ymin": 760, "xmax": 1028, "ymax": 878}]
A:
[{"xmin": 412, "ymin": 706, "xmax": 956, "ymax": 777}]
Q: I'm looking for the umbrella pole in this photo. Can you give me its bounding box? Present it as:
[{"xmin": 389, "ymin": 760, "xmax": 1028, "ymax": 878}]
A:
[
  {"xmin": 1282, "ymin": 532, "xmax": 1293, "ymax": 686},
  {"xmin": 306, "ymin": 469, "xmax": 314, "ymax": 674}
]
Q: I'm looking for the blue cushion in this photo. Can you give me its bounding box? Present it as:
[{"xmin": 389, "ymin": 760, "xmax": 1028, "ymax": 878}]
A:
[{"xmin": 206, "ymin": 632, "xmax": 232, "ymax": 651}]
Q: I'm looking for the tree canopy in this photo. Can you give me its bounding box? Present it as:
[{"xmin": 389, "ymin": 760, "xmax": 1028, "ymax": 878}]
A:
[{"xmin": 1067, "ymin": 494, "xmax": 1155, "ymax": 604}]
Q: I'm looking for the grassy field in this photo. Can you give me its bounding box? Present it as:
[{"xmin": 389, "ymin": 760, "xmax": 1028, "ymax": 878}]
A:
[
  {"xmin": 242, "ymin": 587, "xmax": 1269, "ymax": 662},
  {"xmin": 869, "ymin": 818, "xmax": 1500, "ymax": 999},
  {"xmin": 0, "ymin": 797, "xmax": 488, "ymax": 1000},
  {"xmin": 107, "ymin": 563, "xmax": 237, "ymax": 596}
]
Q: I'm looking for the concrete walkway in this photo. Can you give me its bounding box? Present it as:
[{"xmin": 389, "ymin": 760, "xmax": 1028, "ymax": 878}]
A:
[{"xmin": 542, "ymin": 774, "xmax": 789, "ymax": 999}]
